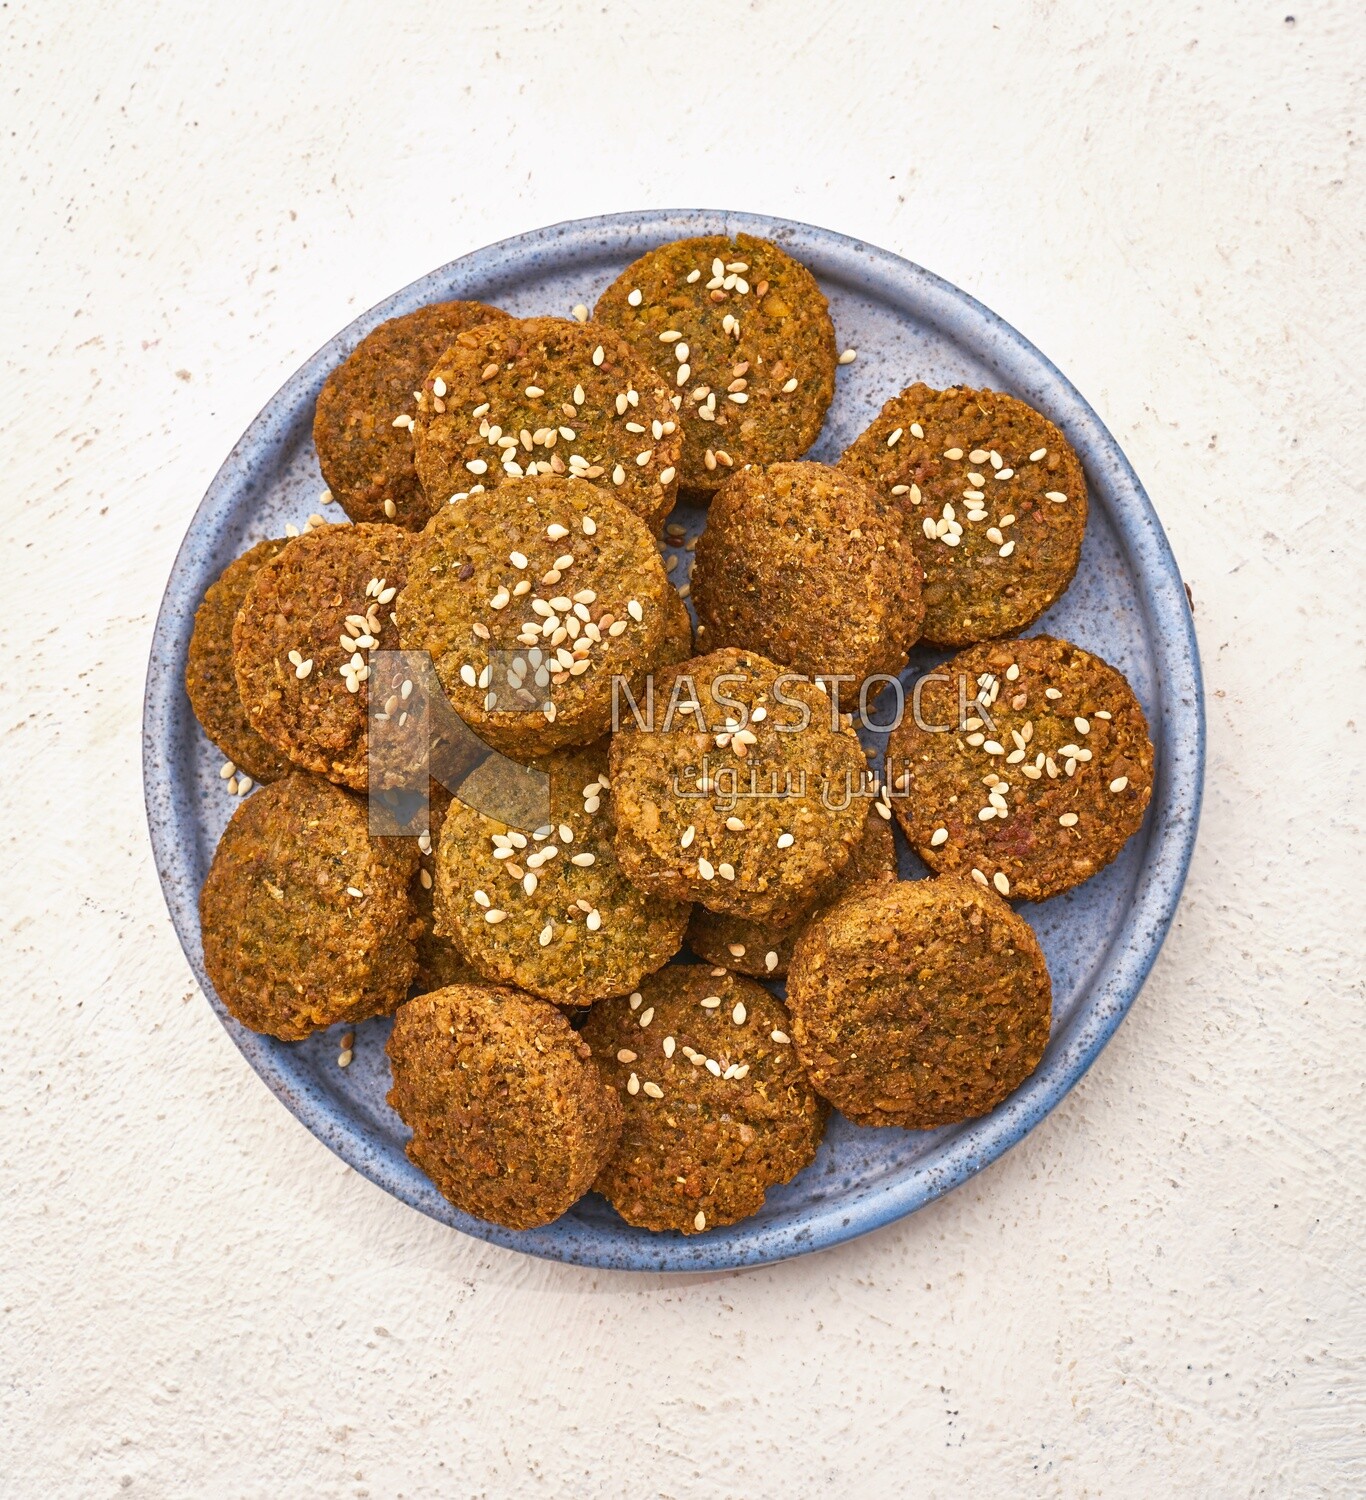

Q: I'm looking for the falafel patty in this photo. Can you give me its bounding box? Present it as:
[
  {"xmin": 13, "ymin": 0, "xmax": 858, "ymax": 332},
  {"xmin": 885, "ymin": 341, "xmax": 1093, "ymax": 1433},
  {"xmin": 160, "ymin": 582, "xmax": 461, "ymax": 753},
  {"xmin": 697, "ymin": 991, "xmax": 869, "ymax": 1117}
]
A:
[
  {"xmin": 839, "ymin": 384, "xmax": 1087, "ymax": 646},
  {"xmin": 232, "ymin": 522, "xmax": 414, "ymax": 791},
  {"xmin": 200, "ymin": 772, "xmax": 420, "ymax": 1040},
  {"xmin": 184, "ymin": 538, "xmax": 293, "ymax": 784},
  {"xmin": 387, "ymin": 980, "xmax": 622, "ymax": 1229},
  {"xmin": 582, "ymin": 966, "xmax": 826, "ymax": 1234},
  {"xmin": 608, "ymin": 648, "xmax": 868, "ymax": 925},
  {"xmin": 313, "ymin": 299, "xmax": 509, "ymax": 528},
  {"xmin": 786, "ymin": 876, "xmax": 1052, "ymax": 1129},
  {"xmin": 594, "ymin": 234, "xmax": 837, "ymax": 496},
  {"xmin": 409, "ymin": 316, "xmax": 680, "ymax": 535},
  {"xmin": 686, "ymin": 804, "xmax": 898, "ymax": 979},
  {"xmin": 886, "ymin": 634, "xmax": 1154, "ymax": 902},
  {"xmin": 433, "ymin": 743, "xmax": 690, "ymax": 1008},
  {"xmin": 397, "ymin": 477, "xmax": 689, "ymax": 760},
  {"xmin": 691, "ymin": 460, "xmax": 924, "ymax": 681}
]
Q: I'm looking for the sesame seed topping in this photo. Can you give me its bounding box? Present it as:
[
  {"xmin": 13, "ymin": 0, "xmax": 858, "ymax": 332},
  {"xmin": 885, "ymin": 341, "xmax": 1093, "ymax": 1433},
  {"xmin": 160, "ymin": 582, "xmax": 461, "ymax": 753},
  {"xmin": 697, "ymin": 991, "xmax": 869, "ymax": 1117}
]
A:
[
  {"xmin": 1045, "ymin": 491, "xmax": 1068, "ymax": 503},
  {"xmin": 571, "ymin": 304, "xmax": 588, "ymax": 323},
  {"xmin": 663, "ymin": 1036, "xmax": 676, "ymax": 1058},
  {"xmin": 930, "ymin": 827, "xmax": 949, "ymax": 846},
  {"xmin": 694, "ymin": 1210, "xmax": 706, "ymax": 1231},
  {"xmin": 627, "ymin": 288, "xmax": 642, "ymax": 306},
  {"xmin": 776, "ymin": 832, "xmax": 794, "ymax": 850},
  {"xmin": 701, "ymin": 995, "xmax": 721, "ymax": 1009},
  {"xmin": 697, "ymin": 857, "xmax": 715, "ymax": 880},
  {"xmin": 764, "ymin": 951, "xmax": 779, "ymax": 972},
  {"xmin": 617, "ymin": 1049, "xmax": 637, "ymax": 1063},
  {"xmin": 1109, "ymin": 776, "xmax": 1129, "ymax": 793},
  {"xmin": 732, "ymin": 1002, "xmax": 747, "ymax": 1025},
  {"xmin": 1045, "ymin": 687, "xmax": 1062, "ymax": 700},
  {"xmin": 591, "ymin": 345, "xmax": 604, "ymax": 366},
  {"xmin": 971, "ymin": 868, "xmax": 989, "ymax": 887},
  {"xmin": 993, "ymin": 872, "xmax": 1011, "ymax": 896},
  {"xmin": 642, "ymin": 1081, "xmax": 664, "ymax": 1099},
  {"xmin": 944, "ymin": 448, "xmax": 964, "ymax": 460},
  {"xmin": 582, "ymin": 515, "xmax": 597, "ymax": 535},
  {"xmin": 1059, "ymin": 813, "xmax": 1079, "ymax": 826},
  {"xmin": 626, "ymin": 1073, "xmax": 640, "ymax": 1095},
  {"xmin": 838, "ymin": 349, "xmax": 857, "ymax": 364}
]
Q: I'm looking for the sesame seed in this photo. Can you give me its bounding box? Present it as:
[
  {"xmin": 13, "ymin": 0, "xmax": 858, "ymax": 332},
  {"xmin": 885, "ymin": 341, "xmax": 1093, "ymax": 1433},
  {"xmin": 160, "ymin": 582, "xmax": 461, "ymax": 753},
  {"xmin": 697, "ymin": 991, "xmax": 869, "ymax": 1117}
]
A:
[
  {"xmin": 382, "ymin": 499, "xmax": 397, "ymax": 519},
  {"xmin": 1045, "ymin": 687, "xmax": 1062, "ymax": 700},
  {"xmin": 887, "ymin": 427, "xmax": 903, "ymax": 447},
  {"xmin": 617, "ymin": 1048, "xmax": 637, "ymax": 1063},
  {"xmin": 638, "ymin": 1007, "xmax": 654, "ymax": 1027},
  {"xmin": 697, "ymin": 857, "xmax": 715, "ymax": 880},
  {"xmin": 930, "ymin": 827, "xmax": 949, "ymax": 846},
  {"xmin": 642, "ymin": 1081, "xmax": 664, "ymax": 1099},
  {"xmin": 971, "ymin": 869, "xmax": 988, "ymax": 887},
  {"xmin": 466, "ymin": 458, "xmax": 488, "ymax": 475},
  {"xmin": 1059, "ymin": 813, "xmax": 1079, "ymax": 826},
  {"xmin": 627, "ymin": 599, "xmax": 643, "ymax": 622},
  {"xmin": 219, "ymin": 760, "xmax": 237, "ymax": 779},
  {"xmin": 944, "ymin": 448, "xmax": 964, "ymax": 460},
  {"xmin": 732, "ymin": 1002, "xmax": 747, "ymax": 1025},
  {"xmin": 999, "ymin": 541, "xmax": 1016, "ymax": 558},
  {"xmin": 572, "ymin": 304, "xmax": 588, "ymax": 322},
  {"xmin": 776, "ymin": 833, "xmax": 794, "ymax": 850},
  {"xmin": 694, "ymin": 1210, "xmax": 707, "ymax": 1231},
  {"xmin": 838, "ymin": 349, "xmax": 857, "ymax": 364},
  {"xmin": 627, "ymin": 1073, "xmax": 640, "ymax": 1095},
  {"xmin": 570, "ymin": 852, "xmax": 595, "ymax": 867},
  {"xmin": 1045, "ymin": 491, "xmax": 1068, "ymax": 503},
  {"xmin": 1109, "ymin": 776, "xmax": 1129, "ymax": 793},
  {"xmin": 627, "ymin": 288, "xmax": 643, "ymax": 306},
  {"xmin": 663, "ymin": 1036, "xmax": 676, "ymax": 1059},
  {"xmin": 582, "ymin": 515, "xmax": 597, "ymax": 535},
  {"xmin": 591, "ymin": 345, "xmax": 604, "ymax": 366},
  {"xmin": 701, "ymin": 996, "xmax": 721, "ymax": 1009},
  {"xmin": 993, "ymin": 872, "xmax": 1011, "ymax": 896}
]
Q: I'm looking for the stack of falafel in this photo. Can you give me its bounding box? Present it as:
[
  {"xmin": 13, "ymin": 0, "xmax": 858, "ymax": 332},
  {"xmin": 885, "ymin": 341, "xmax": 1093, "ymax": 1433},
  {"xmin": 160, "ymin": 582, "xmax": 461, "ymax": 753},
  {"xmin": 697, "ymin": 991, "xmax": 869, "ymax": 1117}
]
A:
[{"xmin": 189, "ymin": 233, "xmax": 1154, "ymax": 1236}]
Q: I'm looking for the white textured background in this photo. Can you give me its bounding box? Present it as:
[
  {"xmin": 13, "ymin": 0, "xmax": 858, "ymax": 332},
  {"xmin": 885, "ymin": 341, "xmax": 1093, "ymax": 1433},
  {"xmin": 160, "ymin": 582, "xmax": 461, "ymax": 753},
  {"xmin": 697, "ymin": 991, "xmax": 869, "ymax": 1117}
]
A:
[{"xmin": 3, "ymin": 2, "xmax": 1363, "ymax": 1495}]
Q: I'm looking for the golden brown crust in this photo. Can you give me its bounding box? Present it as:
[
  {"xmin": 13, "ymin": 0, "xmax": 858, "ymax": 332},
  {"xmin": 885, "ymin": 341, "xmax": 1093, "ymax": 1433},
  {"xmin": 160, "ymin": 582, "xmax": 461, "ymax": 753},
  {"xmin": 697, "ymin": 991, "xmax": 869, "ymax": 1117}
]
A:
[
  {"xmin": 692, "ymin": 460, "xmax": 924, "ymax": 680},
  {"xmin": 386, "ymin": 981, "xmax": 622, "ymax": 1229},
  {"xmin": 313, "ymin": 300, "xmax": 509, "ymax": 528},
  {"xmin": 582, "ymin": 967, "xmax": 826, "ymax": 1233},
  {"xmin": 608, "ymin": 648, "xmax": 869, "ymax": 925},
  {"xmin": 686, "ymin": 805, "xmax": 897, "ymax": 978},
  {"xmin": 886, "ymin": 634, "xmax": 1154, "ymax": 902},
  {"xmin": 595, "ymin": 234, "xmax": 837, "ymax": 495},
  {"xmin": 786, "ymin": 876, "xmax": 1051, "ymax": 1129},
  {"xmin": 397, "ymin": 477, "xmax": 683, "ymax": 759},
  {"xmin": 232, "ymin": 523, "xmax": 415, "ymax": 791},
  {"xmin": 432, "ymin": 743, "xmax": 689, "ymax": 1007},
  {"xmin": 200, "ymin": 773, "xmax": 420, "ymax": 1040},
  {"xmin": 839, "ymin": 384, "xmax": 1087, "ymax": 645},
  {"xmin": 409, "ymin": 316, "xmax": 679, "ymax": 534},
  {"xmin": 185, "ymin": 539, "xmax": 293, "ymax": 784}
]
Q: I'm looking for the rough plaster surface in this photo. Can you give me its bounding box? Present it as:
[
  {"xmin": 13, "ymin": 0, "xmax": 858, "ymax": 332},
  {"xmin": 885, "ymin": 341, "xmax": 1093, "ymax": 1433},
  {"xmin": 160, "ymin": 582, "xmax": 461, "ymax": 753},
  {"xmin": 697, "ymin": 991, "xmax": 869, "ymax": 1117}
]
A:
[{"xmin": 2, "ymin": 3, "xmax": 1363, "ymax": 1495}]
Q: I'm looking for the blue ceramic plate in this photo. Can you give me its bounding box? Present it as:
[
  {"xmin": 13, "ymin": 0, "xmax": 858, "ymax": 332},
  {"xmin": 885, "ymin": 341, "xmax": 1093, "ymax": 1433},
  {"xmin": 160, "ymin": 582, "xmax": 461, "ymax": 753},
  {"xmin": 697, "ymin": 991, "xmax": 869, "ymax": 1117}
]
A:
[{"xmin": 143, "ymin": 210, "xmax": 1204, "ymax": 1271}]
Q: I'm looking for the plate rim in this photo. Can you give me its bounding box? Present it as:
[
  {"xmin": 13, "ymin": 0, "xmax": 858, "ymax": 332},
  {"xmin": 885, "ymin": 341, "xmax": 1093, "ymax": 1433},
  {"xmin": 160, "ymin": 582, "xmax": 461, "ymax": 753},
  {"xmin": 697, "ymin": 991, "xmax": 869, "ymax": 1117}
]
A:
[{"xmin": 143, "ymin": 208, "xmax": 1205, "ymax": 1272}]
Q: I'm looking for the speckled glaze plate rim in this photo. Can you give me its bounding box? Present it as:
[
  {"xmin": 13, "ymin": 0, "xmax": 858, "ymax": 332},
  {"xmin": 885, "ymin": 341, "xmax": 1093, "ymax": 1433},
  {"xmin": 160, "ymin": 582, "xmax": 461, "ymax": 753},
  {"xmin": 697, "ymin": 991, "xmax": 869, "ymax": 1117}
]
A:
[{"xmin": 144, "ymin": 209, "xmax": 1204, "ymax": 1273}]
